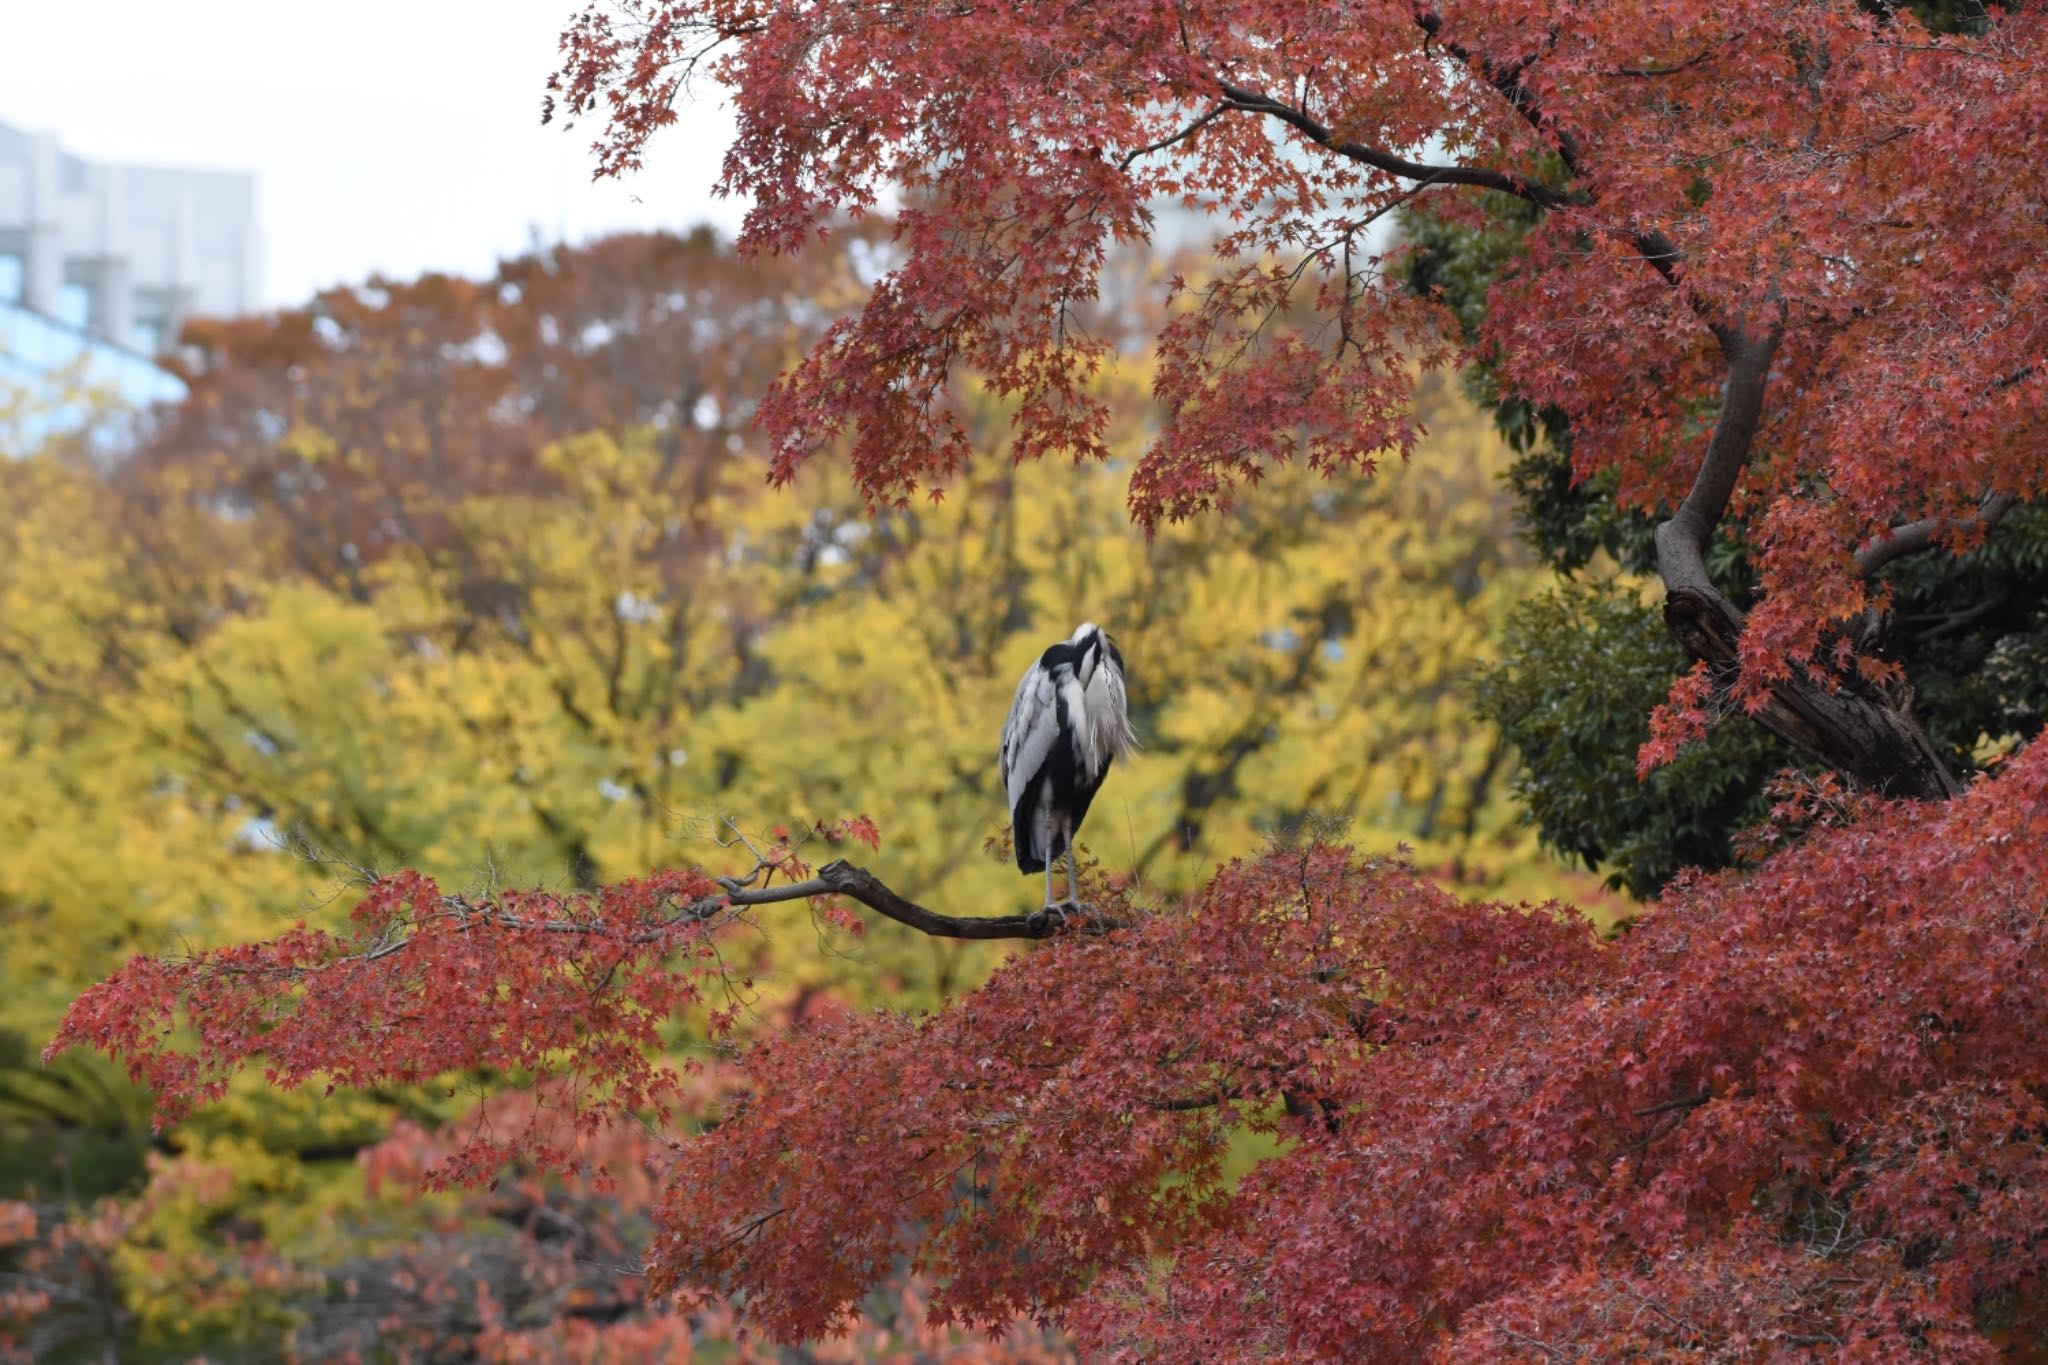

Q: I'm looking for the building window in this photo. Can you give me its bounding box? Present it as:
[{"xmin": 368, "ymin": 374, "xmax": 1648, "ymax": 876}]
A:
[
  {"xmin": 133, "ymin": 289, "xmax": 177, "ymax": 354},
  {"xmin": 58, "ymin": 280, "xmax": 91, "ymax": 330}
]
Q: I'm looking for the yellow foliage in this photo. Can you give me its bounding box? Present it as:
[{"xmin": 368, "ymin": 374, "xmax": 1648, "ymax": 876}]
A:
[
  {"xmin": 684, "ymin": 364, "xmax": 1602, "ymax": 997},
  {"xmin": 0, "ymin": 343, "xmax": 1621, "ymax": 1360},
  {"xmin": 1, "ymin": 367, "xmax": 1600, "ymax": 1041}
]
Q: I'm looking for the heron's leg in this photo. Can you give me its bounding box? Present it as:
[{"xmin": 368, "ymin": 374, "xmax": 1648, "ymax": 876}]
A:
[
  {"xmin": 1065, "ymin": 840, "xmax": 1078, "ymax": 907},
  {"xmin": 1030, "ymin": 850, "xmax": 1067, "ymax": 934}
]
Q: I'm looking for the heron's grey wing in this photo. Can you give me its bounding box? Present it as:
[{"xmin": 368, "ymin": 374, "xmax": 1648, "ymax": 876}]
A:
[
  {"xmin": 1000, "ymin": 664, "xmax": 1062, "ymax": 814},
  {"xmin": 1100, "ymin": 652, "xmax": 1136, "ymax": 756},
  {"xmin": 1074, "ymin": 653, "xmax": 1135, "ymax": 774}
]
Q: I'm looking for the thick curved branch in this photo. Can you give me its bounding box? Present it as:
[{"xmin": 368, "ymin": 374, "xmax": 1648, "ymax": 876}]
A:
[
  {"xmin": 1213, "ymin": 79, "xmax": 1585, "ymax": 208},
  {"xmin": 1854, "ymin": 491, "xmax": 2017, "ymax": 578},
  {"xmin": 1654, "ymin": 325, "xmax": 1781, "ymax": 602}
]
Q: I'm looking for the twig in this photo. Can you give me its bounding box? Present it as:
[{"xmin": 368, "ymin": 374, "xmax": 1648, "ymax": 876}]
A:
[
  {"xmin": 1118, "ymin": 104, "xmax": 1228, "ymax": 171},
  {"xmin": 1633, "ymin": 1089, "xmax": 1713, "ymax": 1118}
]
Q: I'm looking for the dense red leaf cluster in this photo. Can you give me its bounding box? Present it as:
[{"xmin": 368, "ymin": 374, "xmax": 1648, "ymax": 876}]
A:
[
  {"xmin": 52, "ymin": 866, "xmax": 729, "ymax": 1181},
  {"xmin": 650, "ymin": 739, "xmax": 2048, "ymax": 1357},
  {"xmin": 51, "ymin": 737, "xmax": 2048, "ymax": 1355}
]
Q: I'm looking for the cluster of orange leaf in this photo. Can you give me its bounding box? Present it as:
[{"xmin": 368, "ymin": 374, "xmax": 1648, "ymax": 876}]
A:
[{"xmin": 118, "ymin": 226, "xmax": 885, "ymax": 605}]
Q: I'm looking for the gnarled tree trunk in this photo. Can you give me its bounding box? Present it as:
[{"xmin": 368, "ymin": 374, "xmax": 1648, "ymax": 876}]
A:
[
  {"xmin": 1660, "ymin": 584, "xmax": 1962, "ymax": 800},
  {"xmin": 1653, "ymin": 327, "xmax": 1962, "ymax": 801}
]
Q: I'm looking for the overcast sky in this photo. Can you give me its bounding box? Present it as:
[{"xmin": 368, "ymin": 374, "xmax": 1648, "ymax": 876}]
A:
[{"xmin": 2, "ymin": 0, "xmax": 746, "ymax": 309}]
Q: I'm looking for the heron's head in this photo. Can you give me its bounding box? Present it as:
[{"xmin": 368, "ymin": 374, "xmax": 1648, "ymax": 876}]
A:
[{"xmin": 1070, "ymin": 622, "xmax": 1109, "ymax": 685}]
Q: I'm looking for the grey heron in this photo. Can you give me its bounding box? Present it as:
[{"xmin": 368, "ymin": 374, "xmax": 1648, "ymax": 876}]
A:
[{"xmin": 998, "ymin": 622, "xmax": 1136, "ymax": 913}]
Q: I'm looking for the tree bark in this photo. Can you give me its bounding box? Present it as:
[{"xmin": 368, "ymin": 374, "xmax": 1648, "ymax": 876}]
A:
[
  {"xmin": 1653, "ymin": 326, "xmax": 1962, "ymax": 801},
  {"xmin": 1657, "ymin": 583, "xmax": 1963, "ymax": 800}
]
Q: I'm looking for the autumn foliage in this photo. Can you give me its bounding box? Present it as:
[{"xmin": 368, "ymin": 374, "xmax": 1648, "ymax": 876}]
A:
[
  {"xmin": 552, "ymin": 0, "xmax": 2046, "ymax": 802},
  {"xmin": 44, "ymin": 732, "xmax": 2048, "ymax": 1357},
  {"xmin": 2, "ymin": 1085, "xmax": 1067, "ymax": 1362},
  {"xmin": 16, "ymin": 0, "xmax": 2048, "ymax": 1357},
  {"xmin": 6, "ymin": 256, "xmax": 1585, "ymax": 1351}
]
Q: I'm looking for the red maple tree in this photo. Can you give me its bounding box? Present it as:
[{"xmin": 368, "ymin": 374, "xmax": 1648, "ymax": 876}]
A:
[
  {"xmin": 42, "ymin": 1, "xmax": 2048, "ymax": 1357},
  {"xmin": 549, "ymin": 0, "xmax": 2046, "ymax": 799}
]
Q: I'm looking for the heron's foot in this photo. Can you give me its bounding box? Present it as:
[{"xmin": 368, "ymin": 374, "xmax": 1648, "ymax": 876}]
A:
[
  {"xmin": 1028, "ymin": 901, "xmax": 1096, "ymax": 936},
  {"xmin": 1026, "ymin": 902, "xmax": 1076, "ymax": 935}
]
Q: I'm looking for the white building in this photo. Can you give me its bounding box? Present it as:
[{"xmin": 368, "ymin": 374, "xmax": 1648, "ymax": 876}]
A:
[
  {"xmin": 0, "ymin": 118, "xmax": 260, "ymax": 355},
  {"xmin": 0, "ymin": 119, "xmax": 260, "ymax": 445}
]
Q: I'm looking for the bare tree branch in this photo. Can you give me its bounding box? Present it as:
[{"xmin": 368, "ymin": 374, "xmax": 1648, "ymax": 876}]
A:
[
  {"xmin": 1212, "ymin": 79, "xmax": 1585, "ymax": 208},
  {"xmin": 1854, "ymin": 491, "xmax": 2018, "ymax": 578},
  {"xmin": 1118, "ymin": 103, "xmax": 1229, "ymax": 171},
  {"xmin": 751, "ymin": 861, "xmax": 1128, "ymax": 940},
  {"xmin": 203, "ymin": 847, "xmax": 1130, "ymax": 992}
]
